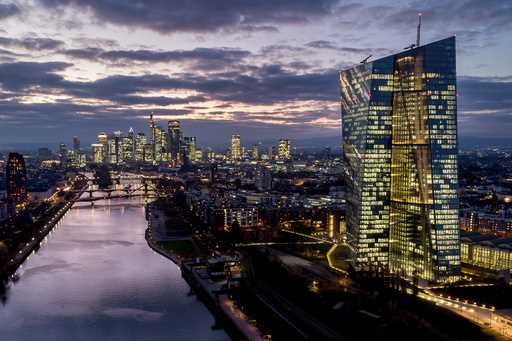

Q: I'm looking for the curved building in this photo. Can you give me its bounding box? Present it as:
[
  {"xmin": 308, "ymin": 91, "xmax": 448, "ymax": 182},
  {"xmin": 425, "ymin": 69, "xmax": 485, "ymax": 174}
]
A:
[{"xmin": 340, "ymin": 37, "xmax": 460, "ymax": 283}]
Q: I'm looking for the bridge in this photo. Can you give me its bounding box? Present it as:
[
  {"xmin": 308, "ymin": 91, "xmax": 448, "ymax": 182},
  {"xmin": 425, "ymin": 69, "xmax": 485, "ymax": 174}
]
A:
[
  {"xmin": 84, "ymin": 174, "xmax": 161, "ymax": 184},
  {"xmin": 77, "ymin": 173, "xmax": 181, "ymax": 202},
  {"xmin": 76, "ymin": 183, "xmax": 158, "ymax": 202}
]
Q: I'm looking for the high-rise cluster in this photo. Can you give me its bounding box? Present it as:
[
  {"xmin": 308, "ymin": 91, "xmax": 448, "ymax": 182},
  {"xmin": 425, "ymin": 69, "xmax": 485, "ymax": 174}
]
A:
[
  {"xmin": 340, "ymin": 37, "xmax": 460, "ymax": 283},
  {"xmin": 86, "ymin": 116, "xmax": 199, "ymax": 166}
]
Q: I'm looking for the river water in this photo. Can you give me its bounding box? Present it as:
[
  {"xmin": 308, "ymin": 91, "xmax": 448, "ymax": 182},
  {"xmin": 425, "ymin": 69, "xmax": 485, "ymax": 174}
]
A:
[{"xmin": 0, "ymin": 198, "xmax": 228, "ymax": 341}]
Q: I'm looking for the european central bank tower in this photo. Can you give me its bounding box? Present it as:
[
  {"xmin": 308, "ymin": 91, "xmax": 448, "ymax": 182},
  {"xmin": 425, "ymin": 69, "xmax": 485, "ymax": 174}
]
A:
[{"xmin": 340, "ymin": 37, "xmax": 460, "ymax": 283}]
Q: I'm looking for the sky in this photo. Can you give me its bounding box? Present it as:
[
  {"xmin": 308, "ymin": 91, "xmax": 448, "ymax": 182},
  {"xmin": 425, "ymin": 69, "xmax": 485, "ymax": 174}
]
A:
[{"xmin": 0, "ymin": 0, "xmax": 510, "ymax": 148}]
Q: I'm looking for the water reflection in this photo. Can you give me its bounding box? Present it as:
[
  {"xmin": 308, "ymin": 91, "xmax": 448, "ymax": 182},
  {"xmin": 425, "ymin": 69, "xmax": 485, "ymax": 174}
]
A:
[{"xmin": 0, "ymin": 198, "xmax": 228, "ymax": 341}]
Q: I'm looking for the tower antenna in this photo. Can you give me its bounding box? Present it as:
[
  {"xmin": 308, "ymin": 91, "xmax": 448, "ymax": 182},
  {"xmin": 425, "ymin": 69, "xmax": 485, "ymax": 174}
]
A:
[
  {"xmin": 416, "ymin": 12, "xmax": 422, "ymax": 47},
  {"xmin": 360, "ymin": 55, "xmax": 372, "ymax": 64}
]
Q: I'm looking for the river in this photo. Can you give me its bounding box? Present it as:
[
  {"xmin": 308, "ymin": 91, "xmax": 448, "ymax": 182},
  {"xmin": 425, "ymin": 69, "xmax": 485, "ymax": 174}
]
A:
[{"xmin": 0, "ymin": 197, "xmax": 228, "ymax": 341}]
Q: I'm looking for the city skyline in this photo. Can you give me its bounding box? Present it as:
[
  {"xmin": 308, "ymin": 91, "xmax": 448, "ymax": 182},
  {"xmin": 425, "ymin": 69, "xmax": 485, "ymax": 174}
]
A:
[
  {"xmin": 0, "ymin": 1, "xmax": 510, "ymax": 145},
  {"xmin": 1, "ymin": 5, "xmax": 512, "ymax": 338}
]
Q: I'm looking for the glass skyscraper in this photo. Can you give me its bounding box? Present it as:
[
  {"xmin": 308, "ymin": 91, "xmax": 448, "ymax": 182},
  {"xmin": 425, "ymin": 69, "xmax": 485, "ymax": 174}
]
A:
[{"xmin": 340, "ymin": 37, "xmax": 460, "ymax": 283}]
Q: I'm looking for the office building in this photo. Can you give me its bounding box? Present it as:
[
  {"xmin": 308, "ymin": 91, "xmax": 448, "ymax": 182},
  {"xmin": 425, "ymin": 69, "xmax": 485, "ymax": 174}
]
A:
[
  {"xmin": 143, "ymin": 143, "xmax": 154, "ymax": 163},
  {"xmin": 37, "ymin": 147, "xmax": 52, "ymax": 160},
  {"xmin": 59, "ymin": 143, "xmax": 68, "ymax": 166},
  {"xmin": 121, "ymin": 134, "xmax": 134, "ymax": 162},
  {"xmin": 73, "ymin": 136, "xmax": 80, "ymax": 151},
  {"xmin": 251, "ymin": 144, "xmax": 259, "ymax": 160},
  {"xmin": 155, "ymin": 126, "xmax": 168, "ymax": 162},
  {"xmin": 168, "ymin": 120, "xmax": 182, "ymax": 166},
  {"xmin": 149, "ymin": 114, "xmax": 157, "ymax": 160},
  {"xmin": 6, "ymin": 152, "xmax": 28, "ymax": 215},
  {"xmin": 231, "ymin": 134, "xmax": 241, "ymax": 161},
  {"xmin": 278, "ymin": 139, "xmax": 291, "ymax": 160},
  {"xmin": 340, "ymin": 37, "xmax": 460, "ymax": 283},
  {"xmin": 97, "ymin": 132, "xmax": 108, "ymax": 163},
  {"xmin": 108, "ymin": 131, "xmax": 122, "ymax": 165},
  {"xmin": 91, "ymin": 143, "xmax": 104, "ymax": 163},
  {"xmin": 183, "ymin": 136, "xmax": 197, "ymax": 163},
  {"xmin": 135, "ymin": 133, "xmax": 146, "ymax": 162}
]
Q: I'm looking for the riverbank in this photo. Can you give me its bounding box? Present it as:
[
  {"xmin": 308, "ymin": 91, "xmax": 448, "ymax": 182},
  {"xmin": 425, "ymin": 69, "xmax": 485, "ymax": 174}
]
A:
[
  {"xmin": 2, "ymin": 183, "xmax": 88, "ymax": 279},
  {"xmin": 145, "ymin": 202, "xmax": 196, "ymax": 266},
  {"xmin": 145, "ymin": 225, "xmax": 183, "ymax": 266},
  {"xmin": 145, "ymin": 201, "xmax": 266, "ymax": 341},
  {"xmin": 181, "ymin": 259, "xmax": 265, "ymax": 341}
]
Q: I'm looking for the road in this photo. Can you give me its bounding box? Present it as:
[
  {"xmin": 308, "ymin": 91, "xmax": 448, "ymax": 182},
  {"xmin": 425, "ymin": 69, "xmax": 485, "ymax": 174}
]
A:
[{"xmin": 419, "ymin": 289, "xmax": 512, "ymax": 338}]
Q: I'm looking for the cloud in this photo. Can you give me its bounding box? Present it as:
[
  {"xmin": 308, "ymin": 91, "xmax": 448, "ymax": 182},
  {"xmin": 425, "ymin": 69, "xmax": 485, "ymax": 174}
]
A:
[
  {"xmin": 0, "ymin": 57, "xmax": 509, "ymax": 142},
  {"xmin": 334, "ymin": 0, "xmax": 512, "ymax": 45},
  {"xmin": 0, "ymin": 61, "xmax": 71, "ymax": 91},
  {"xmin": 305, "ymin": 40, "xmax": 392, "ymax": 56},
  {"xmin": 37, "ymin": 0, "xmax": 339, "ymax": 33},
  {"xmin": 459, "ymin": 76, "xmax": 512, "ymax": 113},
  {"xmin": 0, "ymin": 3, "xmax": 20, "ymax": 20},
  {"xmin": 61, "ymin": 47, "xmax": 251, "ymax": 70},
  {"xmin": 0, "ymin": 37, "xmax": 64, "ymax": 51}
]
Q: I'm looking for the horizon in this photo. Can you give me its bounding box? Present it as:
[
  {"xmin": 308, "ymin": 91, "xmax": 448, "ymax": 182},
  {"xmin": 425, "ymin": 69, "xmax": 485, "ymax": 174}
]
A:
[{"xmin": 0, "ymin": 1, "xmax": 510, "ymax": 145}]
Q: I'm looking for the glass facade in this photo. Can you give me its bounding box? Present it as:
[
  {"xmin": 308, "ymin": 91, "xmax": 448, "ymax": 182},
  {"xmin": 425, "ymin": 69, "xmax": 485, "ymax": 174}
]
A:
[{"xmin": 340, "ymin": 37, "xmax": 460, "ymax": 283}]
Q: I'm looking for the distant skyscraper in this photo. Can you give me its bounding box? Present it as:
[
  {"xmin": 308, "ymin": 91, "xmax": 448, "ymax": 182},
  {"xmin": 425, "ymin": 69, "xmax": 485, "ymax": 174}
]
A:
[
  {"xmin": 128, "ymin": 127, "xmax": 136, "ymax": 161},
  {"xmin": 183, "ymin": 136, "xmax": 197, "ymax": 163},
  {"xmin": 143, "ymin": 143, "xmax": 153, "ymax": 163},
  {"xmin": 251, "ymin": 144, "xmax": 260, "ymax": 160},
  {"xmin": 135, "ymin": 133, "xmax": 146, "ymax": 162},
  {"xmin": 73, "ymin": 136, "xmax": 80, "ymax": 151},
  {"xmin": 231, "ymin": 134, "xmax": 241, "ymax": 161},
  {"xmin": 97, "ymin": 132, "xmax": 108, "ymax": 163},
  {"xmin": 91, "ymin": 143, "xmax": 104, "ymax": 163},
  {"xmin": 121, "ymin": 134, "xmax": 134, "ymax": 162},
  {"xmin": 340, "ymin": 37, "xmax": 460, "ymax": 283},
  {"xmin": 6, "ymin": 152, "xmax": 28, "ymax": 215},
  {"xmin": 155, "ymin": 126, "xmax": 168, "ymax": 162},
  {"xmin": 58, "ymin": 143, "xmax": 68, "ymax": 166},
  {"xmin": 277, "ymin": 139, "xmax": 291, "ymax": 160},
  {"xmin": 167, "ymin": 120, "xmax": 182, "ymax": 166},
  {"xmin": 108, "ymin": 131, "xmax": 122, "ymax": 164},
  {"xmin": 37, "ymin": 147, "xmax": 52, "ymax": 160},
  {"xmin": 149, "ymin": 114, "xmax": 157, "ymax": 160}
]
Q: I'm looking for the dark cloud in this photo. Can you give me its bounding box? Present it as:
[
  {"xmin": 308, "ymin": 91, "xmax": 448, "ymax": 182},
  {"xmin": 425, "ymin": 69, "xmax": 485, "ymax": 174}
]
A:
[
  {"xmin": 459, "ymin": 76, "xmax": 512, "ymax": 113},
  {"xmin": 0, "ymin": 37, "xmax": 64, "ymax": 51},
  {"xmin": 0, "ymin": 3, "xmax": 20, "ymax": 19},
  {"xmin": 305, "ymin": 40, "xmax": 392, "ymax": 56},
  {"xmin": 334, "ymin": 1, "xmax": 512, "ymax": 46},
  {"xmin": 0, "ymin": 61, "xmax": 71, "ymax": 91},
  {"xmin": 37, "ymin": 0, "xmax": 338, "ymax": 33},
  {"xmin": 61, "ymin": 47, "xmax": 250, "ymax": 70},
  {"xmin": 0, "ymin": 58, "xmax": 509, "ymax": 142},
  {"xmin": 111, "ymin": 95, "xmax": 207, "ymax": 106},
  {"xmin": 0, "ymin": 59, "xmax": 336, "ymax": 105}
]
